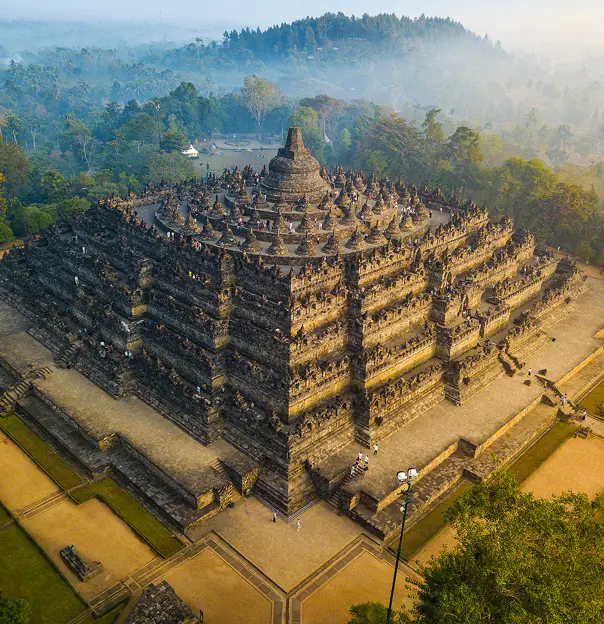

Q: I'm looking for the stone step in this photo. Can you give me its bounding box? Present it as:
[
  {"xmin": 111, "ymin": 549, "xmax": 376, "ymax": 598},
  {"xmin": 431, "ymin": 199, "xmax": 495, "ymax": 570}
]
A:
[
  {"xmin": 89, "ymin": 582, "xmax": 132, "ymax": 616},
  {"xmin": 327, "ymin": 464, "xmax": 365, "ymax": 508},
  {"xmin": 108, "ymin": 443, "xmax": 220, "ymax": 531},
  {"xmin": 18, "ymin": 396, "xmax": 109, "ymax": 475}
]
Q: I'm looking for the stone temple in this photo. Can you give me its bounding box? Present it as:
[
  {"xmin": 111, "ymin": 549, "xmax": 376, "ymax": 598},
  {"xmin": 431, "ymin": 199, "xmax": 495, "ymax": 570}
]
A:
[{"xmin": 0, "ymin": 128, "xmax": 588, "ymax": 538}]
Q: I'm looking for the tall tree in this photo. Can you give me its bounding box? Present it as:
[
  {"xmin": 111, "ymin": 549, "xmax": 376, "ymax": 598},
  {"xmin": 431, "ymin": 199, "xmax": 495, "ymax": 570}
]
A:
[
  {"xmin": 242, "ymin": 75, "xmax": 284, "ymax": 140},
  {"xmin": 0, "ymin": 140, "xmax": 31, "ymax": 198},
  {"xmin": 4, "ymin": 112, "xmax": 23, "ymax": 144},
  {"xmin": 400, "ymin": 472, "xmax": 604, "ymax": 623},
  {"xmin": 422, "ymin": 108, "xmax": 445, "ymax": 166},
  {"xmin": 443, "ymin": 126, "xmax": 484, "ymax": 194},
  {"xmin": 300, "ymin": 94, "xmax": 344, "ymax": 141}
]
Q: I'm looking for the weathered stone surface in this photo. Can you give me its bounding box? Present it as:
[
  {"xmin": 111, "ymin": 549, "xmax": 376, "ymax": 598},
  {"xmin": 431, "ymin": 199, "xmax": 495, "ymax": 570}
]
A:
[
  {"xmin": 260, "ymin": 127, "xmax": 329, "ymax": 203},
  {"xmin": 0, "ymin": 128, "xmax": 590, "ymax": 525},
  {"xmin": 125, "ymin": 581, "xmax": 200, "ymax": 624}
]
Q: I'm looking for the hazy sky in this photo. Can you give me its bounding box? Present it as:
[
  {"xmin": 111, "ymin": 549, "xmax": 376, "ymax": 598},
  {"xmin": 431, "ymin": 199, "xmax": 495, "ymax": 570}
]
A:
[{"xmin": 4, "ymin": 0, "xmax": 603, "ymax": 56}]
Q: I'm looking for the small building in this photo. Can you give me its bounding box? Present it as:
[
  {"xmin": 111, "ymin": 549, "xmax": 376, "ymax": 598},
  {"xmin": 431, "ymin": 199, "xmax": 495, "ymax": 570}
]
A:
[{"xmin": 181, "ymin": 144, "xmax": 199, "ymax": 159}]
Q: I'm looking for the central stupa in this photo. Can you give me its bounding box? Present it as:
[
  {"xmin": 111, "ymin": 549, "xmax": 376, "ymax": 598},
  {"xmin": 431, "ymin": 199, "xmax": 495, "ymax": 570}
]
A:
[{"xmin": 260, "ymin": 127, "xmax": 330, "ymax": 203}]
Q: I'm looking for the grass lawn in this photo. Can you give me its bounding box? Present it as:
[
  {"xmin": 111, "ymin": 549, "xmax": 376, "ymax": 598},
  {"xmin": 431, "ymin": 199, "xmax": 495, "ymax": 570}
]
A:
[
  {"xmin": 580, "ymin": 380, "xmax": 604, "ymax": 415},
  {"xmin": 508, "ymin": 421, "xmax": 576, "ymax": 483},
  {"xmin": 396, "ymin": 481, "xmax": 473, "ymax": 561},
  {"xmin": 71, "ymin": 478, "xmax": 183, "ymax": 559},
  {"xmin": 0, "ymin": 501, "xmax": 10, "ymax": 524},
  {"xmin": 0, "ymin": 523, "xmax": 86, "ymax": 624},
  {"xmin": 0, "ymin": 414, "xmax": 83, "ymax": 490}
]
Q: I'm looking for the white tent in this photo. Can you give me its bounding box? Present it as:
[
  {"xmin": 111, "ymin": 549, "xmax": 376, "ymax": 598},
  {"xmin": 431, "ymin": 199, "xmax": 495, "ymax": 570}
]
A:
[{"xmin": 181, "ymin": 144, "xmax": 199, "ymax": 158}]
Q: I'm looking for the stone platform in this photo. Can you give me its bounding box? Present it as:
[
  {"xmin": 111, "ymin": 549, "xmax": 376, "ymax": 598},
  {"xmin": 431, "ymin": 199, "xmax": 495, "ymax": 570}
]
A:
[{"xmin": 311, "ymin": 276, "xmax": 604, "ymax": 538}]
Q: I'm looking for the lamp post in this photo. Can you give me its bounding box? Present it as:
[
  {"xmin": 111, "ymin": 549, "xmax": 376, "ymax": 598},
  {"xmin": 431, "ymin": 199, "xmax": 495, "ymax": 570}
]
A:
[{"xmin": 386, "ymin": 467, "xmax": 417, "ymax": 624}]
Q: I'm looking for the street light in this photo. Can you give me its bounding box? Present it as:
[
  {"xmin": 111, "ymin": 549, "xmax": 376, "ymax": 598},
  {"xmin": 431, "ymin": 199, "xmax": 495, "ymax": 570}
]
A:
[{"xmin": 386, "ymin": 467, "xmax": 417, "ymax": 624}]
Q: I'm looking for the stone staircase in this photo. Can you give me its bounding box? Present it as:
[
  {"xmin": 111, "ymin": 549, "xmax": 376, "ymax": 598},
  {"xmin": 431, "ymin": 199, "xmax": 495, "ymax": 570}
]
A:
[
  {"xmin": 108, "ymin": 442, "xmax": 224, "ymax": 531},
  {"xmin": 209, "ymin": 458, "xmax": 229, "ymax": 479},
  {"xmin": 0, "ymin": 380, "xmax": 31, "ymax": 414},
  {"xmin": 498, "ymin": 350, "xmax": 519, "ymax": 376},
  {"xmin": 18, "ymin": 394, "xmax": 110, "ymax": 476},
  {"xmin": 56, "ymin": 341, "xmax": 80, "ymax": 368},
  {"xmin": 327, "ymin": 464, "xmax": 365, "ymax": 508}
]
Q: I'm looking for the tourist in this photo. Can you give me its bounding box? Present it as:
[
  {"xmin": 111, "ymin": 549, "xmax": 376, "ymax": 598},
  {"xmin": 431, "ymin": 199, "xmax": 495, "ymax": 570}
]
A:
[
  {"xmin": 561, "ymin": 394, "xmax": 567, "ymax": 407},
  {"xmin": 272, "ymin": 511, "xmax": 277, "ymax": 523},
  {"xmin": 373, "ymin": 443, "xmax": 379, "ymax": 456},
  {"xmin": 74, "ymin": 276, "xmax": 79, "ymax": 286},
  {"xmin": 350, "ymin": 464, "xmax": 356, "ymax": 476},
  {"xmin": 296, "ymin": 519, "xmax": 301, "ymax": 532},
  {"xmin": 357, "ymin": 451, "xmax": 363, "ymax": 462},
  {"xmin": 364, "ymin": 455, "xmax": 369, "ymax": 472}
]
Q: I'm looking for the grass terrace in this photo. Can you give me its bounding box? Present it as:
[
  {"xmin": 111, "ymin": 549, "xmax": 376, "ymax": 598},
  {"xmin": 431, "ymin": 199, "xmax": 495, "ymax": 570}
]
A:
[
  {"xmin": 0, "ymin": 414, "xmax": 83, "ymax": 490},
  {"xmin": 0, "ymin": 523, "xmax": 86, "ymax": 624}
]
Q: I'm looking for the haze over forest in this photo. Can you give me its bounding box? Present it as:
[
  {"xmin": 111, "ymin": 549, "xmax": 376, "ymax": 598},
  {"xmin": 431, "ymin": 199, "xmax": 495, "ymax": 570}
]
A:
[{"xmin": 0, "ymin": 4, "xmax": 603, "ymax": 264}]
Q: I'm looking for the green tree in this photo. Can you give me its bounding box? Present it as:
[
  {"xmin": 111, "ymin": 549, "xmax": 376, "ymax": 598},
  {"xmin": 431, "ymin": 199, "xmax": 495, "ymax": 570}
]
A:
[
  {"xmin": 40, "ymin": 170, "xmax": 67, "ymax": 203},
  {"xmin": 0, "ymin": 172, "xmax": 14, "ymax": 242},
  {"xmin": 300, "ymin": 95, "xmax": 344, "ymax": 141},
  {"xmin": 356, "ymin": 115, "xmax": 427, "ymax": 182},
  {"xmin": 4, "ymin": 112, "xmax": 23, "ymax": 144},
  {"xmin": 143, "ymin": 151, "xmax": 195, "ymax": 186},
  {"xmin": 0, "ymin": 593, "xmax": 30, "ymax": 624},
  {"xmin": 55, "ymin": 197, "xmax": 90, "ymax": 221},
  {"xmin": 288, "ymin": 107, "xmax": 324, "ymax": 162},
  {"xmin": 399, "ymin": 472, "xmax": 604, "ymax": 623},
  {"xmin": 160, "ymin": 129, "xmax": 186, "ymax": 152},
  {"xmin": 348, "ymin": 602, "xmax": 389, "ymax": 624},
  {"xmin": 61, "ymin": 118, "xmax": 96, "ymax": 171},
  {"xmin": 242, "ymin": 75, "xmax": 285, "ymax": 140},
  {"xmin": 0, "ymin": 140, "xmax": 30, "ymax": 197},
  {"xmin": 122, "ymin": 114, "xmax": 157, "ymax": 151},
  {"xmin": 443, "ymin": 126, "xmax": 484, "ymax": 194},
  {"xmin": 481, "ymin": 157, "xmax": 557, "ymax": 224},
  {"xmin": 421, "ymin": 108, "xmax": 444, "ymax": 167},
  {"xmin": 337, "ymin": 128, "xmax": 352, "ymax": 163}
]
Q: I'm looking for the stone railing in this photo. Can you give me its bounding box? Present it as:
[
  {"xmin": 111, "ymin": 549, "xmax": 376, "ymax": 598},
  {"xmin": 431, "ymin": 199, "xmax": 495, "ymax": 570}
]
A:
[
  {"xmin": 362, "ymin": 330, "xmax": 437, "ymax": 380},
  {"xmin": 356, "ymin": 267, "xmax": 429, "ymax": 314},
  {"xmin": 356, "ymin": 293, "xmax": 432, "ymax": 341}
]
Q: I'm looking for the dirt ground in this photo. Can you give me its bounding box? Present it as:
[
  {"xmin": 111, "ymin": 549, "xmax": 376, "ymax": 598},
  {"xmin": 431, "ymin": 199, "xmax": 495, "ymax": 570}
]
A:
[
  {"xmin": 522, "ymin": 436, "xmax": 604, "ymax": 499},
  {"xmin": 413, "ymin": 526, "xmax": 457, "ymax": 566},
  {"xmin": 0, "ymin": 433, "xmax": 59, "ymax": 511},
  {"xmin": 300, "ymin": 550, "xmax": 415, "ymax": 624},
  {"xmin": 21, "ymin": 498, "xmax": 157, "ymax": 600},
  {"xmin": 413, "ymin": 435, "xmax": 604, "ymax": 565},
  {"xmin": 164, "ymin": 547, "xmax": 272, "ymax": 624}
]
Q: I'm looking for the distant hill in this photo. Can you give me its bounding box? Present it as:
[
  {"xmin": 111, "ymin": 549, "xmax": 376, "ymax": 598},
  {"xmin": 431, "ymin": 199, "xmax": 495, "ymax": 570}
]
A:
[{"xmin": 221, "ymin": 12, "xmax": 490, "ymax": 59}]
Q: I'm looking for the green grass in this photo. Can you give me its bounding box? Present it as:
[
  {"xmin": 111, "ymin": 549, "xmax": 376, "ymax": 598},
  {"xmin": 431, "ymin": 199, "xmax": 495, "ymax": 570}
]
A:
[
  {"xmin": 397, "ymin": 481, "xmax": 473, "ymax": 561},
  {"xmin": 0, "ymin": 414, "xmax": 182, "ymax": 559},
  {"xmin": 0, "ymin": 414, "xmax": 83, "ymax": 490},
  {"xmin": 508, "ymin": 421, "xmax": 576, "ymax": 483},
  {"xmin": 0, "ymin": 523, "xmax": 86, "ymax": 624},
  {"xmin": 71, "ymin": 478, "xmax": 183, "ymax": 558},
  {"xmin": 0, "ymin": 501, "xmax": 10, "ymax": 524},
  {"xmin": 580, "ymin": 380, "xmax": 604, "ymax": 415}
]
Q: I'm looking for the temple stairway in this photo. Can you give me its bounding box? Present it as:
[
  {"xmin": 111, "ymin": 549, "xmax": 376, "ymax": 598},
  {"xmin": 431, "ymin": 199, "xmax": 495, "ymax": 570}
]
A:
[
  {"xmin": 0, "ymin": 380, "xmax": 31, "ymax": 414},
  {"xmin": 327, "ymin": 463, "xmax": 365, "ymax": 507}
]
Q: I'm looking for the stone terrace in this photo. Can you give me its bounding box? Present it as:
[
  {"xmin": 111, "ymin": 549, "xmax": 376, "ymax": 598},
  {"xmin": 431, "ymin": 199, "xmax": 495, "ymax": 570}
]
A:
[{"xmin": 319, "ymin": 277, "xmax": 604, "ymax": 535}]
